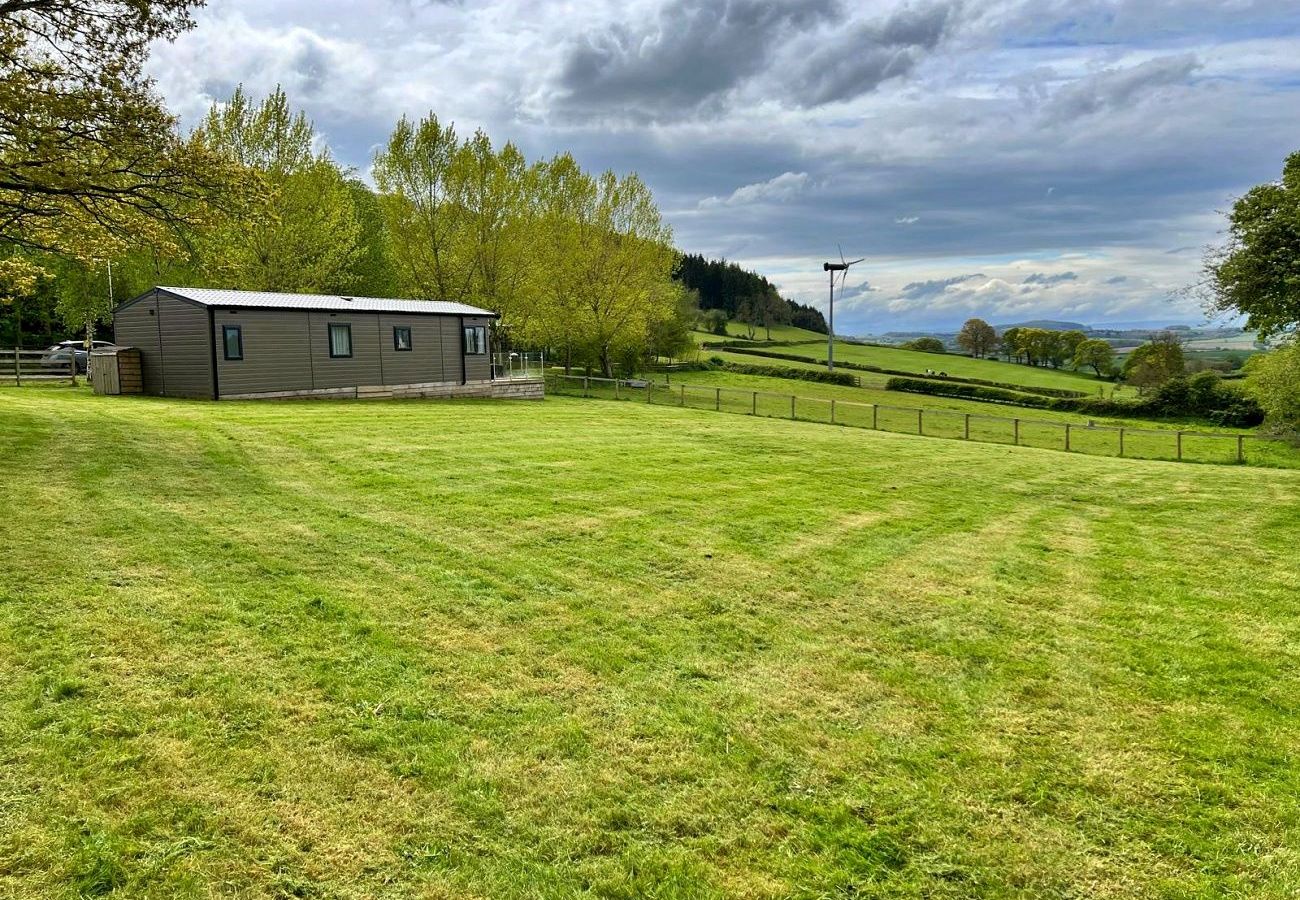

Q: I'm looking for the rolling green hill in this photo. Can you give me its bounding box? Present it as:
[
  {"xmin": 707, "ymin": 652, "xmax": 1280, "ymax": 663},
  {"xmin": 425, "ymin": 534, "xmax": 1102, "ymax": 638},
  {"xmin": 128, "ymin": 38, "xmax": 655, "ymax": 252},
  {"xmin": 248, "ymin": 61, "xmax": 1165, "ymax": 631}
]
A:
[{"xmin": 3, "ymin": 386, "xmax": 1300, "ymax": 896}]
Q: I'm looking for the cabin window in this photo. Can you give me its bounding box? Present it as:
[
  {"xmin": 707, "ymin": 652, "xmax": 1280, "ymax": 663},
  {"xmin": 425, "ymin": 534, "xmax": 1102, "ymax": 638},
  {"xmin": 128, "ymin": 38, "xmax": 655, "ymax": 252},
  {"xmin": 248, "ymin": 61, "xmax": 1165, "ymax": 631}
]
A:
[
  {"xmin": 328, "ymin": 323, "xmax": 353, "ymax": 358},
  {"xmin": 222, "ymin": 325, "xmax": 243, "ymax": 360},
  {"xmin": 463, "ymin": 325, "xmax": 487, "ymax": 355},
  {"xmin": 393, "ymin": 326, "xmax": 412, "ymax": 351}
]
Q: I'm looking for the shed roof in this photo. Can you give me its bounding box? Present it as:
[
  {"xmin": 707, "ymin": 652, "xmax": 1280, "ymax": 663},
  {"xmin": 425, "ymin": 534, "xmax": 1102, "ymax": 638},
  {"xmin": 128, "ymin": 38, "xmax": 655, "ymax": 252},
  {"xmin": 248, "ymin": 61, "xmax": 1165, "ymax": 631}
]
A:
[{"xmin": 148, "ymin": 287, "xmax": 497, "ymax": 318}]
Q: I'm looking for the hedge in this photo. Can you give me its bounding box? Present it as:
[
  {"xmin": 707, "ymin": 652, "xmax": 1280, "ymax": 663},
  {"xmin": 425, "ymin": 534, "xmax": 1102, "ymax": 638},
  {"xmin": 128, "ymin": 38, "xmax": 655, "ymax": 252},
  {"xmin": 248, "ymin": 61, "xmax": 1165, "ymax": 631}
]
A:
[
  {"xmin": 718, "ymin": 362, "xmax": 860, "ymax": 386},
  {"xmin": 723, "ymin": 347, "xmax": 1090, "ymax": 398},
  {"xmin": 884, "ymin": 376, "xmax": 1264, "ymax": 427}
]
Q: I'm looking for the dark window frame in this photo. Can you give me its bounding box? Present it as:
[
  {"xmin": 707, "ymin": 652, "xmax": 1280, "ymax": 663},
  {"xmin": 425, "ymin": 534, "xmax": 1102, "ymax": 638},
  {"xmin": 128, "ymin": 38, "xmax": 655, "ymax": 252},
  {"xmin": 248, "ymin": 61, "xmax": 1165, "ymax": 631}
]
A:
[
  {"xmin": 328, "ymin": 322, "xmax": 353, "ymax": 359},
  {"xmin": 463, "ymin": 324, "xmax": 487, "ymax": 355},
  {"xmin": 393, "ymin": 325, "xmax": 413, "ymax": 352},
  {"xmin": 222, "ymin": 324, "xmax": 243, "ymax": 361}
]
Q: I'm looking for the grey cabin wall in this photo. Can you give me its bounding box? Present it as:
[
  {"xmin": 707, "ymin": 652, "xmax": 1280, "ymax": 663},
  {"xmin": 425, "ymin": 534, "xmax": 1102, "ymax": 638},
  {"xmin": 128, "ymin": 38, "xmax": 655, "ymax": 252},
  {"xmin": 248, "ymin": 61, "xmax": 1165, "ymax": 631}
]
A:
[
  {"xmin": 213, "ymin": 308, "xmax": 313, "ymax": 396},
  {"xmin": 113, "ymin": 292, "xmax": 164, "ymax": 394},
  {"xmin": 155, "ymin": 295, "xmax": 214, "ymax": 398},
  {"xmin": 118, "ymin": 295, "xmax": 495, "ymax": 398},
  {"xmin": 463, "ymin": 315, "xmax": 492, "ymax": 382}
]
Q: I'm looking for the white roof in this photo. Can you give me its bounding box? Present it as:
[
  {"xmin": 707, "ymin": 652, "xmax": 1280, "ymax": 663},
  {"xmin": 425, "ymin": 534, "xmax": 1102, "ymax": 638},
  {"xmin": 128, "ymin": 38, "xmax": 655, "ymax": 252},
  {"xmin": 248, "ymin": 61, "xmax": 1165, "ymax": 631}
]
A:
[{"xmin": 156, "ymin": 287, "xmax": 496, "ymax": 317}]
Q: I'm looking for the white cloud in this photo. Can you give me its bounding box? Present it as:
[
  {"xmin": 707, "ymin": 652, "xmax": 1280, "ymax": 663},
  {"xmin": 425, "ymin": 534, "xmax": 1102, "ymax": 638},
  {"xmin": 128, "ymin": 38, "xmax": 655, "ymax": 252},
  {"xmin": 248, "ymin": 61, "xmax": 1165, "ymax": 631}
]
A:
[{"xmin": 698, "ymin": 171, "xmax": 810, "ymax": 208}]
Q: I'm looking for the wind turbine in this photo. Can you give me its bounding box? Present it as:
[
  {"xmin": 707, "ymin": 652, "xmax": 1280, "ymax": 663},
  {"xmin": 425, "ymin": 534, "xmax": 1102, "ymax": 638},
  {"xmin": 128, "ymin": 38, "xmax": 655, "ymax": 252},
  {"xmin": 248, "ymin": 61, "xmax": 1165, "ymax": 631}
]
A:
[{"xmin": 822, "ymin": 247, "xmax": 864, "ymax": 372}]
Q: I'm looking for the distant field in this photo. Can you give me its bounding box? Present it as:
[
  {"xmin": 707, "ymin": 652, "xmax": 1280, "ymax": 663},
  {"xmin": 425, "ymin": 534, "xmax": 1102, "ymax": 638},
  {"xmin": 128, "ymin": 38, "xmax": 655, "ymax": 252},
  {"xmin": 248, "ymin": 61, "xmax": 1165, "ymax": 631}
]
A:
[
  {"xmin": 3, "ymin": 386, "xmax": 1300, "ymax": 897},
  {"xmin": 703, "ymin": 322, "xmax": 827, "ymax": 343}
]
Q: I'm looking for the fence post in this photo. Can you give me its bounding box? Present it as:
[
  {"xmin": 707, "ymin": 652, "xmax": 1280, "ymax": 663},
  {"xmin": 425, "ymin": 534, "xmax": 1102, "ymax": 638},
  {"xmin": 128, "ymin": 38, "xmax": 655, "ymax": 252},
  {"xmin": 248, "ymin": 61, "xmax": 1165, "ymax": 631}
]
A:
[
  {"xmin": 752, "ymin": 391, "xmax": 757, "ymax": 416},
  {"xmin": 714, "ymin": 387, "xmax": 721, "ymax": 411},
  {"xmin": 680, "ymin": 384, "xmax": 685, "ymax": 407},
  {"xmin": 1177, "ymin": 431, "xmax": 1183, "ymax": 461},
  {"xmin": 614, "ymin": 378, "xmax": 620, "ymax": 400},
  {"xmin": 647, "ymin": 380, "xmax": 653, "ymax": 403},
  {"xmin": 583, "ymin": 376, "xmax": 588, "ymax": 398},
  {"xmin": 1119, "ymin": 427, "xmax": 1125, "ymax": 458},
  {"xmin": 70, "ymin": 351, "xmax": 78, "ymax": 387},
  {"xmin": 872, "ymin": 405, "xmax": 878, "ymax": 430},
  {"xmin": 1013, "ymin": 418, "xmax": 1020, "ymax": 446},
  {"xmin": 790, "ymin": 395, "xmax": 796, "ymax": 420},
  {"xmin": 917, "ymin": 409, "xmax": 923, "ymax": 435},
  {"xmin": 1064, "ymin": 423, "xmax": 1070, "ymax": 452},
  {"xmin": 830, "ymin": 399, "xmax": 836, "ymax": 424},
  {"xmin": 13, "ymin": 349, "xmax": 20, "ymax": 387},
  {"xmin": 1237, "ymin": 434, "xmax": 1244, "ymax": 464},
  {"xmin": 964, "ymin": 413, "xmax": 970, "ymax": 440}
]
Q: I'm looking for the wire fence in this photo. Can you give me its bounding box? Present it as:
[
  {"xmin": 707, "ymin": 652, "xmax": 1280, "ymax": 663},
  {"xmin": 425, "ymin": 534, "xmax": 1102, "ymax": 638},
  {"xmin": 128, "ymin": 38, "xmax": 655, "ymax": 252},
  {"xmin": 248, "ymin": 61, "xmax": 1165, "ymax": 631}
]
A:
[{"xmin": 544, "ymin": 372, "xmax": 1292, "ymax": 468}]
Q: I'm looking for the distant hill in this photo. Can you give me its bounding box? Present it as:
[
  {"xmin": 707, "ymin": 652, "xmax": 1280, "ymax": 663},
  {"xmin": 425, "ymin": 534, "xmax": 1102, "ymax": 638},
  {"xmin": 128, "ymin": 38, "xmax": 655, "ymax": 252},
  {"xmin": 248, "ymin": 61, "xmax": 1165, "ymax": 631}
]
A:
[{"xmin": 996, "ymin": 320, "xmax": 1091, "ymax": 332}]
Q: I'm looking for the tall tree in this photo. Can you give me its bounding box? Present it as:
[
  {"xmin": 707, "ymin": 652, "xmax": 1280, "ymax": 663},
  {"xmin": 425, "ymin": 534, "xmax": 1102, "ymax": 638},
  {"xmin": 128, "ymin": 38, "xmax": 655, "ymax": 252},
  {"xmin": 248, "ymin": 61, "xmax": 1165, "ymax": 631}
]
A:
[
  {"xmin": 194, "ymin": 86, "xmax": 360, "ymax": 293},
  {"xmin": 1204, "ymin": 150, "xmax": 1300, "ymax": 339},
  {"xmin": 1073, "ymin": 338, "xmax": 1115, "ymax": 376},
  {"xmin": 1001, "ymin": 326, "xmax": 1024, "ymax": 362},
  {"xmin": 0, "ymin": 1, "xmax": 236, "ymax": 260},
  {"xmin": 373, "ymin": 113, "xmax": 475, "ymax": 303},
  {"xmin": 956, "ymin": 318, "xmax": 998, "ymax": 357},
  {"xmin": 1123, "ymin": 332, "xmax": 1185, "ymax": 393}
]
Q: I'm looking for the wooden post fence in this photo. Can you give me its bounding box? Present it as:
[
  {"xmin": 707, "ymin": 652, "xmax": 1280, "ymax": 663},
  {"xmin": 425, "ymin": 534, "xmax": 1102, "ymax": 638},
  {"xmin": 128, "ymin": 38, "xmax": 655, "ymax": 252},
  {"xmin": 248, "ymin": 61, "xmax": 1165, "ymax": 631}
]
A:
[
  {"xmin": 715, "ymin": 387, "xmax": 720, "ymax": 411},
  {"xmin": 964, "ymin": 413, "xmax": 970, "ymax": 440},
  {"xmin": 1177, "ymin": 431, "xmax": 1183, "ymax": 461},
  {"xmin": 1119, "ymin": 427, "xmax": 1125, "ymax": 458},
  {"xmin": 872, "ymin": 405, "xmax": 878, "ymax": 430},
  {"xmin": 1237, "ymin": 434, "xmax": 1245, "ymax": 464},
  {"xmin": 752, "ymin": 391, "xmax": 757, "ymax": 416},
  {"xmin": 1013, "ymin": 418, "xmax": 1020, "ymax": 446},
  {"xmin": 1065, "ymin": 423, "xmax": 1071, "ymax": 452},
  {"xmin": 830, "ymin": 399, "xmax": 836, "ymax": 425},
  {"xmin": 790, "ymin": 395, "xmax": 796, "ymax": 420},
  {"xmin": 917, "ymin": 409, "xmax": 923, "ymax": 435}
]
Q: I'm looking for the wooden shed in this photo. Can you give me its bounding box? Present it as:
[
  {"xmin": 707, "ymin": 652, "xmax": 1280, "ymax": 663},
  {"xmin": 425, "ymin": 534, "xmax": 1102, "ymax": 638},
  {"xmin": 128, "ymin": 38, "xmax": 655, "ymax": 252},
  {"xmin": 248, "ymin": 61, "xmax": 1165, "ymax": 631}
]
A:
[{"xmin": 112, "ymin": 287, "xmax": 499, "ymax": 400}]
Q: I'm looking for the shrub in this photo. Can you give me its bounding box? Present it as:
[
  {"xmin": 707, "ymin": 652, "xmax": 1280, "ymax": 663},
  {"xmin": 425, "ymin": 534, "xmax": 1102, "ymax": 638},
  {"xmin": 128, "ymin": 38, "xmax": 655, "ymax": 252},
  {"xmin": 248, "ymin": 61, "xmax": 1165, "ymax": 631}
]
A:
[
  {"xmin": 720, "ymin": 362, "xmax": 859, "ymax": 386},
  {"xmin": 901, "ymin": 337, "xmax": 945, "ymax": 353},
  {"xmin": 1244, "ymin": 343, "xmax": 1300, "ymax": 429}
]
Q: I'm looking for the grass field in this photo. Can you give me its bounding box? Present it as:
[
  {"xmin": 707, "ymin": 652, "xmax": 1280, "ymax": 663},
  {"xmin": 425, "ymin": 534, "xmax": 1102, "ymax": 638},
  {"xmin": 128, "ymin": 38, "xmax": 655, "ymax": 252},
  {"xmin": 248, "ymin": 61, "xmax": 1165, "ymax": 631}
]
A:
[{"xmin": 4, "ymin": 387, "xmax": 1300, "ymax": 897}]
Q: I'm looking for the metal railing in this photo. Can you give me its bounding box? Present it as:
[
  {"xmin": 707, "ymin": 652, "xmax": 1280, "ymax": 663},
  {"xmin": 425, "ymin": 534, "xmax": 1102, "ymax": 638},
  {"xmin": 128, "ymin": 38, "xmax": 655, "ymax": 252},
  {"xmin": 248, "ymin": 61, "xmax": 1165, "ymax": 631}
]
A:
[
  {"xmin": 1, "ymin": 349, "xmax": 77, "ymax": 385},
  {"xmin": 492, "ymin": 351, "xmax": 545, "ymax": 381},
  {"xmin": 544, "ymin": 373, "xmax": 1293, "ymax": 468}
]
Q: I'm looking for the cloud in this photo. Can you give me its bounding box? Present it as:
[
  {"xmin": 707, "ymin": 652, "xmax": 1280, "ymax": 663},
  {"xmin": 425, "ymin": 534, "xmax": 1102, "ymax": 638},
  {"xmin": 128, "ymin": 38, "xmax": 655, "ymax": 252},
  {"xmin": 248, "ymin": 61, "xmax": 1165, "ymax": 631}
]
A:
[
  {"xmin": 1042, "ymin": 53, "xmax": 1202, "ymax": 123},
  {"xmin": 1104, "ymin": 275, "xmax": 1129, "ymax": 284},
  {"xmin": 555, "ymin": 0, "xmax": 837, "ymax": 120},
  {"xmin": 895, "ymin": 215, "xmax": 920, "ymax": 224},
  {"xmin": 899, "ymin": 273, "xmax": 986, "ymax": 299},
  {"xmin": 782, "ymin": 2, "xmax": 959, "ymax": 107},
  {"xmin": 1022, "ymin": 271, "xmax": 1078, "ymax": 285},
  {"xmin": 699, "ymin": 171, "xmax": 810, "ymax": 207}
]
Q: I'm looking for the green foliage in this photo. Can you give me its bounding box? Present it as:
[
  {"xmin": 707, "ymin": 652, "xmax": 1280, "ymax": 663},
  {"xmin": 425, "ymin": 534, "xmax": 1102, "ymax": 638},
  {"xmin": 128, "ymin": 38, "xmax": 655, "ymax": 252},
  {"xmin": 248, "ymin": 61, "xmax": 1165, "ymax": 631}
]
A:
[
  {"xmin": 1073, "ymin": 338, "xmax": 1116, "ymax": 377},
  {"xmin": 1244, "ymin": 343, "xmax": 1300, "ymax": 429},
  {"xmin": 956, "ymin": 318, "xmax": 998, "ymax": 357},
  {"xmin": 715, "ymin": 361, "xmax": 859, "ymax": 386},
  {"xmin": 1123, "ymin": 332, "xmax": 1186, "ymax": 393},
  {"xmin": 1205, "ymin": 150, "xmax": 1300, "ymax": 339},
  {"xmin": 675, "ymin": 254, "xmax": 827, "ymax": 333},
  {"xmin": 901, "ymin": 337, "xmax": 945, "ymax": 352},
  {"xmin": 888, "ymin": 371, "xmax": 1262, "ymax": 426},
  {"xmin": 376, "ymin": 121, "xmax": 678, "ymax": 376},
  {"xmin": 194, "ymin": 86, "xmax": 361, "ymax": 293},
  {"xmin": 0, "ymin": 1, "xmax": 240, "ymax": 261}
]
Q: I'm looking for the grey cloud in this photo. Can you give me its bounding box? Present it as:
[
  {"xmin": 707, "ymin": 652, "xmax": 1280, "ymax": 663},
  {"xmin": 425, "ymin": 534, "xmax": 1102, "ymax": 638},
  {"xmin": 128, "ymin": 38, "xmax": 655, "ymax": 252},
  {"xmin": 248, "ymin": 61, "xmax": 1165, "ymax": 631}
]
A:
[
  {"xmin": 838, "ymin": 279, "xmax": 879, "ymax": 302},
  {"xmin": 556, "ymin": 0, "xmax": 837, "ymax": 119},
  {"xmin": 1104, "ymin": 275, "xmax": 1128, "ymax": 284},
  {"xmin": 899, "ymin": 273, "xmax": 985, "ymax": 299},
  {"xmin": 783, "ymin": 3, "xmax": 958, "ymax": 107},
  {"xmin": 1043, "ymin": 54, "xmax": 1201, "ymax": 123},
  {"xmin": 1023, "ymin": 271, "xmax": 1077, "ymax": 285}
]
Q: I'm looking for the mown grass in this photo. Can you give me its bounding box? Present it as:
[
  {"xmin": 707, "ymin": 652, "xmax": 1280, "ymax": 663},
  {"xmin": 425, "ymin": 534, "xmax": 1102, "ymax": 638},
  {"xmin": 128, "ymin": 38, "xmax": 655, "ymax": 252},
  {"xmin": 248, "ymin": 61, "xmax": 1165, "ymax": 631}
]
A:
[{"xmin": 3, "ymin": 386, "xmax": 1300, "ymax": 897}]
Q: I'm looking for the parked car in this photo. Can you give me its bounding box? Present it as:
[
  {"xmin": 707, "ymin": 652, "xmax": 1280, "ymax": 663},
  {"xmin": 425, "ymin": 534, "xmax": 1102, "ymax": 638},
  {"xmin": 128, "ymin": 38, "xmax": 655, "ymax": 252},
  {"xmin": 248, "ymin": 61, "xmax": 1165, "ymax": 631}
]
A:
[{"xmin": 40, "ymin": 340, "xmax": 117, "ymax": 374}]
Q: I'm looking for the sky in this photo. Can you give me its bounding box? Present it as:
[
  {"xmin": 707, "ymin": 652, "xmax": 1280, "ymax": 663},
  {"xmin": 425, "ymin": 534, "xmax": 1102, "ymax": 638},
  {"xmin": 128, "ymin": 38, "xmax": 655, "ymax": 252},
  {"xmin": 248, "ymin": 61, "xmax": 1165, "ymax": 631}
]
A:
[{"xmin": 146, "ymin": 0, "xmax": 1300, "ymax": 335}]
